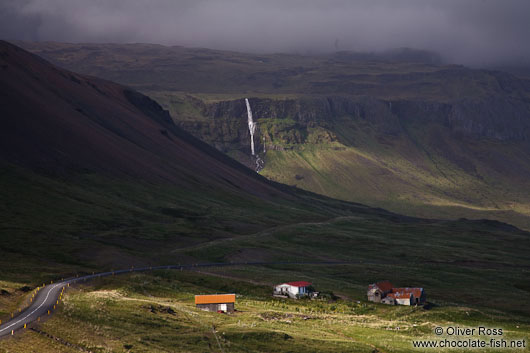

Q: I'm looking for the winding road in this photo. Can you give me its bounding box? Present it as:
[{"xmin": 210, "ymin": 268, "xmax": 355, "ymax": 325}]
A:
[{"xmin": 0, "ymin": 261, "xmax": 353, "ymax": 338}]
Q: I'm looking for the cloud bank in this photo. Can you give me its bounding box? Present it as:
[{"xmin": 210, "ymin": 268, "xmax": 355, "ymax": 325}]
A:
[{"xmin": 1, "ymin": 0, "xmax": 529, "ymax": 66}]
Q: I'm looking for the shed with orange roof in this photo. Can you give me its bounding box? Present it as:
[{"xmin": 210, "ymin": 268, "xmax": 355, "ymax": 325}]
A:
[{"xmin": 195, "ymin": 294, "xmax": 236, "ymax": 313}]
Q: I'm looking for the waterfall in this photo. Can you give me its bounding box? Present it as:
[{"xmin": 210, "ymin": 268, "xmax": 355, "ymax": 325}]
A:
[
  {"xmin": 244, "ymin": 98, "xmax": 265, "ymax": 173},
  {"xmin": 245, "ymin": 98, "xmax": 256, "ymax": 156}
]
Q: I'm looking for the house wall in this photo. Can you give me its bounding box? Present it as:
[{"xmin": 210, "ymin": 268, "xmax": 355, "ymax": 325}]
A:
[
  {"xmin": 274, "ymin": 284, "xmax": 290, "ymax": 295},
  {"xmin": 381, "ymin": 297, "xmax": 395, "ymax": 305},
  {"xmin": 410, "ymin": 292, "xmax": 426, "ymax": 305},
  {"xmin": 290, "ymin": 286, "xmax": 299, "ymax": 297},
  {"xmin": 274, "ymin": 284, "xmax": 302, "ymax": 298},
  {"xmin": 196, "ymin": 303, "xmax": 235, "ymax": 313},
  {"xmin": 367, "ymin": 288, "xmax": 383, "ymax": 303},
  {"xmin": 395, "ymin": 298, "xmax": 411, "ymax": 306}
]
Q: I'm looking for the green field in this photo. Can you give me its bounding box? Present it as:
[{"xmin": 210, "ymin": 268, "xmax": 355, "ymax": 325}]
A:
[{"xmin": 2, "ymin": 270, "xmax": 528, "ymax": 352}]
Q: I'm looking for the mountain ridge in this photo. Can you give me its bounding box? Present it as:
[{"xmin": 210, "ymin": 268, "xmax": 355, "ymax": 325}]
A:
[{"xmin": 15, "ymin": 41, "xmax": 530, "ymax": 229}]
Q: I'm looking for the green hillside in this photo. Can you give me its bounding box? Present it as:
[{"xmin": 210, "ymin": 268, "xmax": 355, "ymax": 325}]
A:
[
  {"xmin": 18, "ymin": 41, "xmax": 530, "ymax": 230},
  {"xmin": 149, "ymin": 92, "xmax": 530, "ymax": 231},
  {"xmin": 258, "ymin": 117, "xmax": 530, "ymax": 229}
]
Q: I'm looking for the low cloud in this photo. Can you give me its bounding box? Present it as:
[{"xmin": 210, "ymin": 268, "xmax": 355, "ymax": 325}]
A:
[{"xmin": 1, "ymin": 0, "xmax": 529, "ymax": 67}]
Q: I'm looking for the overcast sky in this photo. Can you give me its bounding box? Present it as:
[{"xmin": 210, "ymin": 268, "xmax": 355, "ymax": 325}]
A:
[{"xmin": 1, "ymin": 0, "xmax": 529, "ymax": 67}]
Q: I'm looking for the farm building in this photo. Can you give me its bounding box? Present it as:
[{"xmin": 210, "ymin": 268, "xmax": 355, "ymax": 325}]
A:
[
  {"xmin": 387, "ymin": 291, "xmax": 413, "ymax": 306},
  {"xmin": 392, "ymin": 287, "xmax": 426, "ymax": 305},
  {"xmin": 367, "ymin": 281, "xmax": 426, "ymax": 306},
  {"xmin": 195, "ymin": 294, "xmax": 235, "ymax": 313},
  {"xmin": 367, "ymin": 281, "xmax": 394, "ymax": 303},
  {"xmin": 274, "ymin": 281, "xmax": 313, "ymax": 298}
]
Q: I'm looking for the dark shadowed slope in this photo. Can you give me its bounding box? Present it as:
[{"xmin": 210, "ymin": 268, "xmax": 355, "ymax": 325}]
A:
[{"xmin": 0, "ymin": 40, "xmax": 290, "ymax": 200}]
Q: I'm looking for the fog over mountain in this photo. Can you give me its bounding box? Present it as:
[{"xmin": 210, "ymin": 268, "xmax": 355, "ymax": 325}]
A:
[{"xmin": 1, "ymin": 0, "xmax": 529, "ymax": 67}]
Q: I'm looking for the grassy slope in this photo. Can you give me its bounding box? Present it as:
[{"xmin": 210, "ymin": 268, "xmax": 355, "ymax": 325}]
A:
[
  {"xmin": 259, "ymin": 129, "xmax": 530, "ymax": 230},
  {"xmin": 0, "ymin": 165, "xmax": 327, "ymax": 279},
  {"xmin": 0, "ymin": 161, "xmax": 367, "ymax": 317},
  {"xmin": 1, "ymin": 271, "xmax": 528, "ymax": 353},
  {"xmin": 1, "ymin": 164, "xmax": 529, "ymax": 351},
  {"xmin": 1, "ymin": 166, "xmax": 529, "ymax": 352},
  {"xmin": 178, "ymin": 216, "xmax": 530, "ymax": 316}
]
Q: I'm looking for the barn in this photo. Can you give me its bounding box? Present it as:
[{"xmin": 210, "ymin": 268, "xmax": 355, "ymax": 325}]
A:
[
  {"xmin": 195, "ymin": 294, "xmax": 235, "ymax": 313},
  {"xmin": 274, "ymin": 281, "xmax": 313, "ymax": 298},
  {"xmin": 393, "ymin": 287, "xmax": 426, "ymax": 305},
  {"xmin": 367, "ymin": 281, "xmax": 426, "ymax": 306},
  {"xmin": 387, "ymin": 291, "xmax": 413, "ymax": 306},
  {"xmin": 367, "ymin": 281, "xmax": 394, "ymax": 303}
]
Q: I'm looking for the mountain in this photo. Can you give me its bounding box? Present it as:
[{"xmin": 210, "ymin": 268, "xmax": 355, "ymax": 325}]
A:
[
  {"xmin": 16, "ymin": 41, "xmax": 530, "ymax": 230},
  {"xmin": 0, "ymin": 40, "xmax": 373, "ymax": 276},
  {"xmin": 0, "ymin": 41, "xmax": 283, "ymax": 196},
  {"xmin": 1, "ymin": 41, "xmax": 529, "ymax": 323}
]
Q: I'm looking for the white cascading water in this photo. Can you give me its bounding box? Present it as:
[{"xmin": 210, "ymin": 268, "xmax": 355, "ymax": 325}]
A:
[
  {"xmin": 245, "ymin": 98, "xmax": 256, "ymax": 156},
  {"xmin": 245, "ymin": 98, "xmax": 264, "ymax": 172}
]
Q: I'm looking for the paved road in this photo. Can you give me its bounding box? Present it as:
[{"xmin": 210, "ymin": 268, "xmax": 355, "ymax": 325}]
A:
[{"xmin": 0, "ymin": 261, "xmax": 354, "ymax": 338}]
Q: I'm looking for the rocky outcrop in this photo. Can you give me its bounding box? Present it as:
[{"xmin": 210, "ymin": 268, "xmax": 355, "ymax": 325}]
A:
[
  {"xmin": 174, "ymin": 95, "xmax": 530, "ymax": 168},
  {"xmin": 392, "ymin": 97, "xmax": 530, "ymax": 141}
]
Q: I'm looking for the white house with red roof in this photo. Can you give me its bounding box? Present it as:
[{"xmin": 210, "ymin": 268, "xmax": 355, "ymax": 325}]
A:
[{"xmin": 274, "ymin": 281, "xmax": 313, "ymax": 298}]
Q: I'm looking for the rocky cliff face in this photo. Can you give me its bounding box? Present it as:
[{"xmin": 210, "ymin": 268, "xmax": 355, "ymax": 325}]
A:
[
  {"xmin": 174, "ymin": 95, "xmax": 530, "ymax": 169},
  {"xmin": 392, "ymin": 97, "xmax": 530, "ymax": 141}
]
